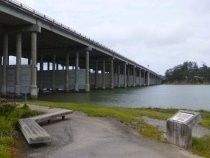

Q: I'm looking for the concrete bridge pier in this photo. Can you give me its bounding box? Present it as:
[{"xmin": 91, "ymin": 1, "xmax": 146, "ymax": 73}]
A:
[
  {"xmin": 110, "ymin": 59, "xmax": 114, "ymax": 89},
  {"xmin": 147, "ymin": 72, "xmax": 150, "ymax": 86},
  {"xmin": 102, "ymin": 60, "xmax": 106, "ymax": 89},
  {"xmin": 1, "ymin": 34, "xmax": 8, "ymax": 96},
  {"xmin": 75, "ymin": 52, "xmax": 79, "ymax": 92},
  {"xmin": 94, "ymin": 60, "xmax": 98, "ymax": 89},
  {"xmin": 85, "ymin": 49, "xmax": 90, "ymax": 92},
  {"xmin": 15, "ymin": 33, "xmax": 22, "ymax": 97},
  {"xmin": 30, "ymin": 32, "xmax": 38, "ymax": 99},
  {"xmin": 52, "ymin": 54, "xmax": 56, "ymax": 92},
  {"xmin": 124, "ymin": 63, "xmax": 127, "ymax": 88},
  {"xmin": 65, "ymin": 53, "xmax": 70, "ymax": 91},
  {"xmin": 133, "ymin": 66, "xmax": 136, "ymax": 87},
  {"xmin": 39, "ymin": 55, "xmax": 44, "ymax": 92},
  {"xmin": 117, "ymin": 64, "xmax": 121, "ymax": 88},
  {"xmin": 139, "ymin": 69, "xmax": 141, "ymax": 86}
]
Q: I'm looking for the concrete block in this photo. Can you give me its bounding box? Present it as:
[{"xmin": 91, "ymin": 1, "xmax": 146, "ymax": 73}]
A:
[{"xmin": 166, "ymin": 110, "xmax": 201, "ymax": 149}]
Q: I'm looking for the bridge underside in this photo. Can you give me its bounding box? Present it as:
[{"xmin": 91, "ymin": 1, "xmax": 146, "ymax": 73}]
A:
[{"xmin": 0, "ymin": 0, "xmax": 161, "ymax": 98}]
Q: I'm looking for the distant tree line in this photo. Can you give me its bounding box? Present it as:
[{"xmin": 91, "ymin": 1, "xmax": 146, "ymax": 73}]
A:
[{"xmin": 164, "ymin": 61, "xmax": 210, "ymax": 84}]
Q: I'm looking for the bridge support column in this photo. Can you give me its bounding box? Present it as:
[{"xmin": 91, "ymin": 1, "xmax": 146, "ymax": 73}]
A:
[
  {"xmin": 39, "ymin": 55, "xmax": 44, "ymax": 91},
  {"xmin": 85, "ymin": 50, "xmax": 90, "ymax": 92},
  {"xmin": 40, "ymin": 56, "xmax": 44, "ymax": 71},
  {"xmin": 118, "ymin": 64, "xmax": 121, "ymax": 88},
  {"xmin": 30, "ymin": 32, "xmax": 38, "ymax": 99},
  {"xmin": 95, "ymin": 60, "xmax": 98, "ymax": 89},
  {"xmin": 0, "ymin": 55, "xmax": 2, "ymax": 65},
  {"xmin": 47, "ymin": 62, "xmax": 50, "ymax": 70},
  {"xmin": 52, "ymin": 55, "xmax": 56, "ymax": 91},
  {"xmin": 15, "ymin": 33, "xmax": 22, "ymax": 97},
  {"xmin": 139, "ymin": 69, "xmax": 141, "ymax": 86},
  {"xmin": 102, "ymin": 60, "xmax": 106, "ymax": 89},
  {"xmin": 110, "ymin": 59, "xmax": 114, "ymax": 89},
  {"xmin": 65, "ymin": 53, "xmax": 69, "ymax": 91},
  {"xmin": 1, "ymin": 34, "xmax": 8, "ymax": 96},
  {"xmin": 147, "ymin": 72, "xmax": 150, "ymax": 86},
  {"xmin": 127, "ymin": 67, "xmax": 130, "ymax": 87},
  {"xmin": 56, "ymin": 63, "xmax": 59, "ymax": 70},
  {"xmin": 133, "ymin": 66, "xmax": 136, "ymax": 87},
  {"xmin": 124, "ymin": 63, "xmax": 127, "ymax": 88},
  {"xmin": 75, "ymin": 52, "xmax": 79, "ymax": 92}
]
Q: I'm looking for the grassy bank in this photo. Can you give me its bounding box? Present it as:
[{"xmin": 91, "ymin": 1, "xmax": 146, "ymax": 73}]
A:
[
  {"xmin": 0, "ymin": 99, "xmax": 40, "ymax": 158},
  {"xmin": 28, "ymin": 101, "xmax": 210, "ymax": 158}
]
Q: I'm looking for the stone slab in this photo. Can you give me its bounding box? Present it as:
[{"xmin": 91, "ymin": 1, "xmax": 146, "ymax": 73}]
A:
[
  {"xmin": 19, "ymin": 109, "xmax": 73, "ymax": 144},
  {"xmin": 166, "ymin": 110, "xmax": 201, "ymax": 149}
]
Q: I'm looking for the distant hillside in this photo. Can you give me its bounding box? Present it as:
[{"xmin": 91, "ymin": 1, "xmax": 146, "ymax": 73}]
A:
[{"xmin": 164, "ymin": 61, "xmax": 210, "ymax": 84}]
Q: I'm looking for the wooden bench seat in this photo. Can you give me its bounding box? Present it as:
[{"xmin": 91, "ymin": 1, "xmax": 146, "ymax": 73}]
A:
[{"xmin": 19, "ymin": 109, "xmax": 73, "ymax": 144}]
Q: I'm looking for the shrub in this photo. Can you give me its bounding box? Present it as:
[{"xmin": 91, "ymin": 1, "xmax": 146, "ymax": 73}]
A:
[
  {"xmin": 0, "ymin": 117, "xmax": 13, "ymax": 137},
  {"xmin": 0, "ymin": 99, "xmax": 16, "ymax": 116}
]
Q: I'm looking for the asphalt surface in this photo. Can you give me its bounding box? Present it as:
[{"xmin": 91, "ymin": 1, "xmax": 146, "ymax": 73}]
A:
[{"xmin": 21, "ymin": 106, "xmax": 201, "ymax": 158}]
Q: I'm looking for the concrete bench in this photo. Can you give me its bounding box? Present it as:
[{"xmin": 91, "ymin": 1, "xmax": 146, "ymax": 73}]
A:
[{"xmin": 19, "ymin": 109, "xmax": 73, "ymax": 144}]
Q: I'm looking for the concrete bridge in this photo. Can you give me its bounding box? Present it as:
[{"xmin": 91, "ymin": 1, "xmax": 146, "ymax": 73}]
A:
[{"xmin": 0, "ymin": 0, "xmax": 161, "ymax": 99}]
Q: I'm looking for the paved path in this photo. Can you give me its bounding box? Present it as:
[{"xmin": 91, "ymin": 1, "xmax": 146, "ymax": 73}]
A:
[{"xmin": 22, "ymin": 105, "xmax": 201, "ymax": 158}]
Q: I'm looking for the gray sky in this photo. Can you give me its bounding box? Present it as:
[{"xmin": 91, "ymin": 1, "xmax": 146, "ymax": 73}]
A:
[{"xmin": 18, "ymin": 0, "xmax": 210, "ymax": 75}]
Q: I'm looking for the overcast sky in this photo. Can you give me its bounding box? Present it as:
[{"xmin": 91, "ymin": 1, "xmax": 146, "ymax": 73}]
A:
[{"xmin": 18, "ymin": 0, "xmax": 210, "ymax": 75}]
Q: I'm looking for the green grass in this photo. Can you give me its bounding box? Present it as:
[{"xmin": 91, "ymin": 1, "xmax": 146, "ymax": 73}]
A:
[
  {"xmin": 192, "ymin": 136, "xmax": 210, "ymax": 158},
  {"xmin": 27, "ymin": 100, "xmax": 210, "ymax": 158},
  {"xmin": 0, "ymin": 146, "xmax": 10, "ymax": 158},
  {"xmin": 0, "ymin": 100, "xmax": 41, "ymax": 158}
]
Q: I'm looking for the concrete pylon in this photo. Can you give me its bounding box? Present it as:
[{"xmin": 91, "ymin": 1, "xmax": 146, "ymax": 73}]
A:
[
  {"xmin": 124, "ymin": 63, "xmax": 127, "ymax": 88},
  {"xmin": 30, "ymin": 32, "xmax": 38, "ymax": 99},
  {"xmin": 139, "ymin": 69, "xmax": 141, "ymax": 86},
  {"xmin": 118, "ymin": 64, "xmax": 121, "ymax": 88},
  {"xmin": 15, "ymin": 33, "xmax": 22, "ymax": 97},
  {"xmin": 1, "ymin": 34, "xmax": 8, "ymax": 96},
  {"xmin": 75, "ymin": 52, "xmax": 79, "ymax": 92},
  {"xmin": 52, "ymin": 54, "xmax": 56, "ymax": 91},
  {"xmin": 47, "ymin": 62, "xmax": 50, "ymax": 70},
  {"xmin": 147, "ymin": 71, "xmax": 150, "ymax": 86},
  {"xmin": 102, "ymin": 60, "xmax": 106, "ymax": 89},
  {"xmin": 110, "ymin": 59, "xmax": 114, "ymax": 89},
  {"xmin": 95, "ymin": 60, "xmax": 98, "ymax": 89},
  {"xmin": 85, "ymin": 50, "xmax": 90, "ymax": 92},
  {"xmin": 39, "ymin": 55, "xmax": 44, "ymax": 91},
  {"xmin": 65, "ymin": 53, "xmax": 69, "ymax": 91},
  {"xmin": 133, "ymin": 66, "xmax": 136, "ymax": 87},
  {"xmin": 127, "ymin": 67, "xmax": 130, "ymax": 87},
  {"xmin": 40, "ymin": 55, "xmax": 44, "ymax": 71}
]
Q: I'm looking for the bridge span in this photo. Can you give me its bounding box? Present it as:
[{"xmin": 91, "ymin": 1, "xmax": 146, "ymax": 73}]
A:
[{"xmin": 0, "ymin": 0, "xmax": 161, "ymax": 98}]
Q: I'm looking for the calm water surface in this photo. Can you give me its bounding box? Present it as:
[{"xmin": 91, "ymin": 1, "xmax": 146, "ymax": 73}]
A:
[{"xmin": 39, "ymin": 85, "xmax": 210, "ymax": 111}]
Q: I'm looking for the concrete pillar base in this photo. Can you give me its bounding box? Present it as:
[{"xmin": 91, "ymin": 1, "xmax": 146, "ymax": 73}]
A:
[
  {"xmin": 85, "ymin": 84, "xmax": 90, "ymax": 92},
  {"xmin": 1, "ymin": 85, "xmax": 7, "ymax": 96},
  {"xmin": 15, "ymin": 85, "xmax": 21, "ymax": 97},
  {"xmin": 111, "ymin": 84, "xmax": 114, "ymax": 89},
  {"xmin": 30, "ymin": 85, "xmax": 38, "ymax": 99},
  {"xmin": 75, "ymin": 85, "xmax": 79, "ymax": 92}
]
